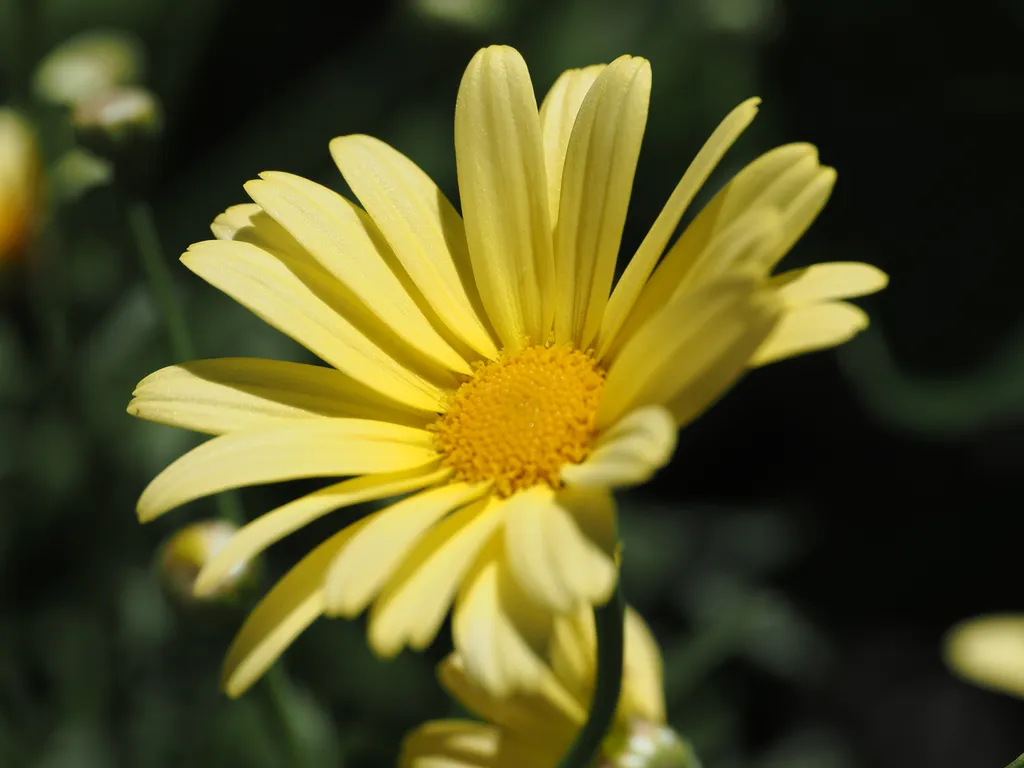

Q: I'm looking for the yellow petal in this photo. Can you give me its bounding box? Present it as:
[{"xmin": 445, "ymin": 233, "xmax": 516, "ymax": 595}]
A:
[
  {"xmin": 322, "ymin": 481, "xmax": 492, "ymax": 618},
  {"xmin": 750, "ymin": 301, "xmax": 868, "ymax": 367},
  {"xmin": 562, "ymin": 405, "xmax": 676, "ymax": 488},
  {"xmin": 453, "ymin": 540, "xmax": 554, "ymax": 697},
  {"xmin": 554, "ymin": 56, "xmax": 650, "ymax": 348},
  {"xmin": 245, "ymin": 172, "xmax": 470, "ymax": 375},
  {"xmin": 400, "ymin": 720, "xmax": 544, "ymax": 768},
  {"xmin": 368, "ymin": 496, "xmax": 505, "ymax": 656},
  {"xmin": 763, "ymin": 166, "xmax": 837, "ymax": 270},
  {"xmin": 329, "ymin": 135, "xmax": 498, "ymax": 359},
  {"xmin": 600, "ymin": 279, "xmax": 778, "ymax": 427},
  {"xmin": 438, "ymin": 653, "xmax": 582, "ymax": 749},
  {"xmin": 621, "ymin": 608, "xmax": 667, "ymax": 723},
  {"xmin": 128, "ymin": 357, "xmax": 431, "ymax": 435},
  {"xmin": 455, "ymin": 45, "xmax": 554, "ymax": 350},
  {"xmin": 211, "ymin": 203, "xmax": 263, "ymax": 240},
  {"xmin": 944, "ymin": 614, "xmax": 1024, "ymax": 699},
  {"xmin": 220, "ymin": 517, "xmax": 373, "ymax": 697},
  {"xmin": 770, "ymin": 261, "xmax": 889, "ymax": 306},
  {"xmin": 502, "ymin": 486, "xmax": 617, "ymax": 614},
  {"xmin": 539, "ymin": 64, "xmax": 606, "ymax": 224},
  {"xmin": 136, "ymin": 419, "xmax": 438, "ymax": 522},
  {"xmin": 597, "ymin": 97, "xmax": 761, "ymax": 358},
  {"xmin": 182, "ymin": 239, "xmax": 445, "ymax": 412},
  {"xmin": 194, "ymin": 465, "xmax": 450, "ymax": 597}
]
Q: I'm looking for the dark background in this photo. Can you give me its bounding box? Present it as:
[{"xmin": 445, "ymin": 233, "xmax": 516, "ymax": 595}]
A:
[{"xmin": 1, "ymin": 0, "xmax": 1022, "ymax": 765}]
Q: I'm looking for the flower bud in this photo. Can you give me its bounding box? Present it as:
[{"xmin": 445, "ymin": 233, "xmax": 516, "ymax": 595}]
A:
[
  {"xmin": 159, "ymin": 520, "xmax": 255, "ymax": 603},
  {"xmin": 33, "ymin": 30, "xmax": 144, "ymax": 107},
  {"xmin": 0, "ymin": 110, "xmax": 42, "ymax": 265},
  {"xmin": 599, "ymin": 720, "xmax": 701, "ymax": 768},
  {"xmin": 944, "ymin": 614, "xmax": 1024, "ymax": 699},
  {"xmin": 73, "ymin": 86, "xmax": 163, "ymax": 149}
]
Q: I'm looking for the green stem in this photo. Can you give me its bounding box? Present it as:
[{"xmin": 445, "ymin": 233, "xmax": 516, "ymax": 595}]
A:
[
  {"xmin": 555, "ymin": 580, "xmax": 626, "ymax": 768},
  {"xmin": 1004, "ymin": 754, "xmax": 1024, "ymax": 768}
]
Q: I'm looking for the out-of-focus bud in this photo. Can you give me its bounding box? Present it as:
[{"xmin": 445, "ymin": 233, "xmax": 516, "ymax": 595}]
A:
[
  {"xmin": 0, "ymin": 110, "xmax": 42, "ymax": 265},
  {"xmin": 50, "ymin": 148, "xmax": 113, "ymax": 204},
  {"xmin": 33, "ymin": 30, "xmax": 144, "ymax": 107},
  {"xmin": 73, "ymin": 86, "xmax": 162, "ymax": 151},
  {"xmin": 599, "ymin": 720, "xmax": 701, "ymax": 768},
  {"xmin": 159, "ymin": 520, "xmax": 256, "ymax": 603},
  {"xmin": 944, "ymin": 614, "xmax": 1024, "ymax": 699},
  {"xmin": 411, "ymin": 0, "xmax": 506, "ymax": 29}
]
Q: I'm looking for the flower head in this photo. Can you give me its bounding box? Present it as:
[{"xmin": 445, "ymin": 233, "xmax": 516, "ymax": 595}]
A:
[
  {"xmin": 402, "ymin": 607, "xmax": 696, "ymax": 768},
  {"xmin": 0, "ymin": 110, "xmax": 41, "ymax": 265},
  {"xmin": 128, "ymin": 45, "xmax": 886, "ymax": 697}
]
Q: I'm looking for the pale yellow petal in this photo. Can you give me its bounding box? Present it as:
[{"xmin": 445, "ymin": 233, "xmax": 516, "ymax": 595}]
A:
[
  {"xmin": 453, "ymin": 540, "xmax": 554, "ymax": 697},
  {"xmin": 750, "ymin": 301, "xmax": 868, "ymax": 367},
  {"xmin": 211, "ymin": 203, "xmax": 262, "ymax": 240},
  {"xmin": 245, "ymin": 172, "xmax": 470, "ymax": 375},
  {"xmin": 194, "ymin": 465, "xmax": 450, "ymax": 597},
  {"xmin": 502, "ymin": 486, "xmax": 617, "ymax": 613},
  {"xmin": 322, "ymin": 481, "xmax": 492, "ymax": 618},
  {"xmin": 221, "ymin": 517, "xmax": 373, "ymax": 697},
  {"xmin": 128, "ymin": 357, "xmax": 431, "ymax": 435},
  {"xmin": 455, "ymin": 45, "xmax": 554, "ymax": 349},
  {"xmin": 136, "ymin": 419, "xmax": 439, "ymax": 522},
  {"xmin": 438, "ymin": 654, "xmax": 582, "ymax": 748},
  {"xmin": 368, "ymin": 497, "xmax": 505, "ymax": 656},
  {"xmin": 621, "ymin": 608, "xmax": 667, "ymax": 723},
  {"xmin": 554, "ymin": 56, "xmax": 650, "ymax": 348},
  {"xmin": 400, "ymin": 721, "xmax": 545, "ymax": 768},
  {"xmin": 762, "ymin": 166, "xmax": 837, "ymax": 270},
  {"xmin": 944, "ymin": 614, "xmax": 1024, "ymax": 699},
  {"xmin": 562, "ymin": 405, "xmax": 676, "ymax": 488},
  {"xmin": 182, "ymin": 239, "xmax": 445, "ymax": 412},
  {"xmin": 597, "ymin": 97, "xmax": 761, "ymax": 358},
  {"xmin": 770, "ymin": 261, "xmax": 889, "ymax": 306},
  {"xmin": 600, "ymin": 279, "xmax": 779, "ymax": 427},
  {"xmin": 329, "ymin": 135, "xmax": 498, "ymax": 359},
  {"xmin": 539, "ymin": 64, "xmax": 606, "ymax": 224}
]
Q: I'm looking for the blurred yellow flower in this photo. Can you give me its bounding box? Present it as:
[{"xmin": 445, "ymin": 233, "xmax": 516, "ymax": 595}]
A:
[
  {"xmin": 128, "ymin": 45, "xmax": 886, "ymax": 697},
  {"xmin": 0, "ymin": 110, "xmax": 41, "ymax": 265},
  {"xmin": 402, "ymin": 607, "xmax": 694, "ymax": 768},
  {"xmin": 160, "ymin": 520, "xmax": 256, "ymax": 602},
  {"xmin": 944, "ymin": 614, "xmax": 1024, "ymax": 699}
]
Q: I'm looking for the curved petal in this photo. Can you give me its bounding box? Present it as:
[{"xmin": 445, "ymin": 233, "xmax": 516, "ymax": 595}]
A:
[
  {"xmin": 554, "ymin": 56, "xmax": 651, "ymax": 348},
  {"xmin": 322, "ymin": 481, "xmax": 493, "ymax": 618},
  {"xmin": 750, "ymin": 301, "xmax": 868, "ymax": 367},
  {"xmin": 438, "ymin": 654, "xmax": 582, "ymax": 749},
  {"xmin": 329, "ymin": 135, "xmax": 498, "ymax": 359},
  {"xmin": 128, "ymin": 358, "xmax": 431, "ymax": 435},
  {"xmin": 455, "ymin": 45, "xmax": 555, "ymax": 349},
  {"xmin": 400, "ymin": 721, "xmax": 545, "ymax": 768},
  {"xmin": 597, "ymin": 97, "xmax": 761, "ymax": 357},
  {"xmin": 368, "ymin": 496, "xmax": 506, "ymax": 656},
  {"xmin": 182, "ymin": 239, "xmax": 445, "ymax": 412},
  {"xmin": 769, "ymin": 261, "xmax": 889, "ymax": 306},
  {"xmin": 453, "ymin": 540, "xmax": 554, "ymax": 697},
  {"xmin": 193, "ymin": 465, "xmax": 450, "ymax": 597},
  {"xmin": 600, "ymin": 279, "xmax": 779, "ymax": 427},
  {"xmin": 562, "ymin": 405, "xmax": 676, "ymax": 488},
  {"xmin": 621, "ymin": 608, "xmax": 667, "ymax": 723},
  {"xmin": 136, "ymin": 419, "xmax": 439, "ymax": 522},
  {"xmin": 539, "ymin": 64, "xmax": 606, "ymax": 223},
  {"xmin": 502, "ymin": 486, "xmax": 617, "ymax": 614},
  {"xmin": 245, "ymin": 172, "xmax": 470, "ymax": 375},
  {"xmin": 221, "ymin": 516, "xmax": 374, "ymax": 697}
]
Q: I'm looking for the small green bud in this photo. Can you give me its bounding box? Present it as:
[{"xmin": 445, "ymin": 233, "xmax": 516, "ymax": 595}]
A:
[{"xmin": 159, "ymin": 520, "xmax": 256, "ymax": 604}]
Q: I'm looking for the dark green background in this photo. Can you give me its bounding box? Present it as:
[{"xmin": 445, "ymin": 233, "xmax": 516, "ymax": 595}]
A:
[{"xmin": 1, "ymin": 0, "xmax": 1022, "ymax": 765}]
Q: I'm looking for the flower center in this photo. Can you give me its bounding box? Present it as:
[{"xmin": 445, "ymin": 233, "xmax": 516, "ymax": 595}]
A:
[{"xmin": 431, "ymin": 345, "xmax": 605, "ymax": 496}]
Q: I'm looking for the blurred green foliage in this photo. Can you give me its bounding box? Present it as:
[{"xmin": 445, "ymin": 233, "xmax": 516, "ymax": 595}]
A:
[{"xmin": 1, "ymin": 0, "xmax": 1022, "ymax": 767}]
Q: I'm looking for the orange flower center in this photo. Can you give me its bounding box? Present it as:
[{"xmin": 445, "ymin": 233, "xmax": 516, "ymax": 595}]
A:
[{"xmin": 431, "ymin": 345, "xmax": 605, "ymax": 497}]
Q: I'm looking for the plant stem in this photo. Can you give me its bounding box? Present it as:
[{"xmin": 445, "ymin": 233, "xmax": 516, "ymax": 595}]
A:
[
  {"xmin": 555, "ymin": 580, "xmax": 626, "ymax": 768},
  {"xmin": 1004, "ymin": 754, "xmax": 1024, "ymax": 768}
]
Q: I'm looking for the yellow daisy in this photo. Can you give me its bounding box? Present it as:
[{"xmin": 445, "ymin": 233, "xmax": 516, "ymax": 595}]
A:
[
  {"xmin": 0, "ymin": 109, "xmax": 41, "ymax": 264},
  {"xmin": 129, "ymin": 45, "xmax": 887, "ymax": 698},
  {"xmin": 402, "ymin": 606, "xmax": 689, "ymax": 768}
]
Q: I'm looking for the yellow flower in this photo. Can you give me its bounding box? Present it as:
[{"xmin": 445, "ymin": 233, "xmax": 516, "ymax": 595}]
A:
[
  {"xmin": 402, "ymin": 607, "xmax": 692, "ymax": 768},
  {"xmin": 128, "ymin": 45, "xmax": 887, "ymax": 698},
  {"xmin": 0, "ymin": 109, "xmax": 41, "ymax": 264},
  {"xmin": 944, "ymin": 614, "xmax": 1024, "ymax": 699}
]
